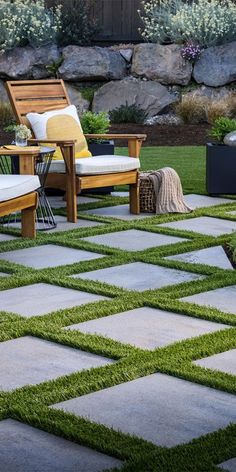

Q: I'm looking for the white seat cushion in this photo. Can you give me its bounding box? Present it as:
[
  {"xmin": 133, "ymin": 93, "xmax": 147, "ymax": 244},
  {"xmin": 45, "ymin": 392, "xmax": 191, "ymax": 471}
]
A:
[
  {"xmin": 0, "ymin": 175, "xmax": 40, "ymax": 202},
  {"xmin": 49, "ymin": 155, "xmax": 140, "ymax": 175}
]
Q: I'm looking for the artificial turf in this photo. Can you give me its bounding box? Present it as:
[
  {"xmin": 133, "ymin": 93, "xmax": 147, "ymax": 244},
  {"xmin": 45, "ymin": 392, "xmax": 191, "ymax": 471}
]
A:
[{"xmin": 0, "ymin": 146, "xmax": 235, "ymax": 471}]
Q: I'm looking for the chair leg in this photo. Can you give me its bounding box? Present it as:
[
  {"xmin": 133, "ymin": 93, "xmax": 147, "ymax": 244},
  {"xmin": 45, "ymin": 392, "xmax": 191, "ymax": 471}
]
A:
[
  {"xmin": 21, "ymin": 208, "xmax": 36, "ymax": 238},
  {"xmin": 66, "ymin": 173, "xmax": 77, "ymax": 223},
  {"xmin": 130, "ymin": 181, "xmax": 140, "ymax": 214}
]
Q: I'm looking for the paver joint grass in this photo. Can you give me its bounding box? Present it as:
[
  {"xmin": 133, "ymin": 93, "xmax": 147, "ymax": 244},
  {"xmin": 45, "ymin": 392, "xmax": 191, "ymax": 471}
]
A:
[{"xmin": 0, "ymin": 147, "xmax": 235, "ymax": 471}]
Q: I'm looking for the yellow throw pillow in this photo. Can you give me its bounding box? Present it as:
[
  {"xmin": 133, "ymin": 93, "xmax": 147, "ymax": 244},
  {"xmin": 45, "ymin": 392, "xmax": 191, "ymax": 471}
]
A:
[{"xmin": 46, "ymin": 114, "xmax": 91, "ymax": 160}]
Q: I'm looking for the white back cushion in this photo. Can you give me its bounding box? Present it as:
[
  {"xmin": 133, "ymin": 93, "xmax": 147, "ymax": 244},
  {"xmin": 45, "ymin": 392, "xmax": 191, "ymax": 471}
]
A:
[{"xmin": 26, "ymin": 105, "xmax": 82, "ymax": 139}]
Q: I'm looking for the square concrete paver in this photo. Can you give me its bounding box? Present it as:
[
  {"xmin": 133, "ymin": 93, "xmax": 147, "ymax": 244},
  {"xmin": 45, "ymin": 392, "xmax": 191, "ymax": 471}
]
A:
[
  {"xmin": 184, "ymin": 194, "xmax": 235, "ymax": 209},
  {"xmin": 0, "ymin": 244, "xmax": 104, "ymax": 269},
  {"xmin": 0, "ymin": 419, "xmax": 122, "ymax": 472},
  {"xmin": 48, "ymin": 216, "xmax": 104, "ymax": 232},
  {"xmin": 82, "ymin": 229, "xmax": 188, "ymax": 252},
  {"xmin": 0, "ymin": 336, "xmax": 114, "ymax": 391},
  {"xmin": 111, "ymin": 191, "xmax": 129, "ymax": 197},
  {"xmin": 83, "ymin": 204, "xmax": 154, "ymax": 220},
  {"xmin": 48, "ymin": 195, "xmax": 100, "ymax": 208},
  {"xmin": 159, "ymin": 217, "xmax": 236, "ymax": 236},
  {"xmin": 65, "ymin": 307, "xmax": 229, "ymax": 350},
  {"xmin": 165, "ymin": 246, "xmax": 233, "ymax": 270},
  {"xmin": 72, "ymin": 262, "xmax": 203, "ymax": 292},
  {"xmin": 194, "ymin": 349, "xmax": 236, "ymax": 376},
  {"xmin": 0, "ymin": 233, "xmax": 16, "ymax": 241},
  {"xmin": 52, "ymin": 373, "xmax": 236, "ymax": 447},
  {"xmin": 180, "ymin": 285, "xmax": 236, "ymax": 315},
  {"xmin": 0, "ymin": 283, "xmax": 107, "ymax": 318},
  {"xmin": 218, "ymin": 458, "xmax": 236, "ymax": 471},
  {"xmin": 7, "ymin": 215, "xmax": 104, "ymax": 232}
]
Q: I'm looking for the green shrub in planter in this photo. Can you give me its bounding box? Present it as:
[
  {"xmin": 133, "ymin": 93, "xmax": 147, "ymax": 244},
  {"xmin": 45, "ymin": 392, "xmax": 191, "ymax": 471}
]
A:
[
  {"xmin": 209, "ymin": 116, "xmax": 236, "ymax": 143},
  {"xmin": 109, "ymin": 103, "xmax": 147, "ymax": 124},
  {"xmin": 80, "ymin": 111, "xmax": 110, "ymax": 143},
  {"xmin": 206, "ymin": 116, "xmax": 236, "ymax": 194},
  {"xmin": 80, "ymin": 111, "xmax": 113, "ymax": 194}
]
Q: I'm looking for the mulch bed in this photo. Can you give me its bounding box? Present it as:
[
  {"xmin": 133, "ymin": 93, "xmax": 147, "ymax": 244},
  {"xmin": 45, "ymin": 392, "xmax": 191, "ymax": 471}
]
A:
[
  {"xmin": 0, "ymin": 124, "xmax": 211, "ymax": 147},
  {"xmin": 110, "ymin": 123, "xmax": 211, "ymax": 146}
]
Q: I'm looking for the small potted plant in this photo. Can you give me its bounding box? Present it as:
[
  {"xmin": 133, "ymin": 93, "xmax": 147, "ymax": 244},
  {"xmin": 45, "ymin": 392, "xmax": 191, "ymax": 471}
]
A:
[
  {"xmin": 206, "ymin": 117, "xmax": 236, "ymax": 194},
  {"xmin": 80, "ymin": 111, "xmax": 114, "ymax": 194},
  {"xmin": 14, "ymin": 124, "xmax": 32, "ymax": 146},
  {"xmin": 80, "ymin": 111, "xmax": 114, "ymax": 156}
]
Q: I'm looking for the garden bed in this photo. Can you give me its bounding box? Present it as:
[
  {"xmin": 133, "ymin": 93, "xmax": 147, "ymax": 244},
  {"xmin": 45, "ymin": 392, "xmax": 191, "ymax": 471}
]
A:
[
  {"xmin": 0, "ymin": 124, "xmax": 211, "ymax": 147},
  {"xmin": 109, "ymin": 123, "xmax": 211, "ymax": 146}
]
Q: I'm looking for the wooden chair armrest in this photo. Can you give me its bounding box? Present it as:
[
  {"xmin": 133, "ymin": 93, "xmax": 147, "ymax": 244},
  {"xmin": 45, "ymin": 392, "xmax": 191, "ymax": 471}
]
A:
[
  {"xmin": 84, "ymin": 134, "xmax": 146, "ymax": 158},
  {"xmin": 84, "ymin": 134, "xmax": 146, "ymax": 141},
  {"xmin": 28, "ymin": 139, "xmax": 76, "ymax": 146}
]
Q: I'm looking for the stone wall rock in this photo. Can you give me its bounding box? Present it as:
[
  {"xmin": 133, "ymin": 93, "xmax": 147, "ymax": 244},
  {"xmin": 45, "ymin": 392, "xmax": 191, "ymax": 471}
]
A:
[
  {"xmin": 131, "ymin": 43, "xmax": 192, "ymax": 86},
  {"xmin": 0, "ymin": 45, "xmax": 60, "ymax": 80},
  {"xmin": 65, "ymin": 83, "xmax": 90, "ymax": 114},
  {"xmin": 193, "ymin": 42, "xmax": 236, "ymax": 87},
  {"xmin": 92, "ymin": 78, "xmax": 177, "ymax": 118},
  {"xmin": 59, "ymin": 46, "xmax": 127, "ymax": 82}
]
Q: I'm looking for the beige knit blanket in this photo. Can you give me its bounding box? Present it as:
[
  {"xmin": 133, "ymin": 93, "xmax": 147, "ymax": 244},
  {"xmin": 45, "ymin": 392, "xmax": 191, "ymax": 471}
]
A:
[{"xmin": 148, "ymin": 167, "xmax": 192, "ymax": 214}]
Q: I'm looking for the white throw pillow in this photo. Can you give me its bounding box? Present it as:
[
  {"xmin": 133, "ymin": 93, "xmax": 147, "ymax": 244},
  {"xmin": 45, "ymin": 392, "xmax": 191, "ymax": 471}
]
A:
[{"xmin": 26, "ymin": 104, "xmax": 82, "ymax": 140}]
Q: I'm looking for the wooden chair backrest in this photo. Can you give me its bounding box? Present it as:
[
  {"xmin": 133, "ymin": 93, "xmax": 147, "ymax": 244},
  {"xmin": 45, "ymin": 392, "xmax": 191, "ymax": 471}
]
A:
[{"xmin": 6, "ymin": 79, "xmax": 71, "ymax": 128}]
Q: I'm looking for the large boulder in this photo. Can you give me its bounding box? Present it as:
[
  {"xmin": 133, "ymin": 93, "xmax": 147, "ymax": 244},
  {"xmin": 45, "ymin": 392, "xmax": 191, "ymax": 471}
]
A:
[
  {"xmin": 193, "ymin": 42, "xmax": 236, "ymax": 87},
  {"xmin": 92, "ymin": 78, "xmax": 177, "ymax": 118},
  {"xmin": 131, "ymin": 43, "xmax": 192, "ymax": 86},
  {"xmin": 59, "ymin": 46, "xmax": 127, "ymax": 81},
  {"xmin": 64, "ymin": 83, "xmax": 90, "ymax": 114},
  {"xmin": 0, "ymin": 45, "xmax": 60, "ymax": 80}
]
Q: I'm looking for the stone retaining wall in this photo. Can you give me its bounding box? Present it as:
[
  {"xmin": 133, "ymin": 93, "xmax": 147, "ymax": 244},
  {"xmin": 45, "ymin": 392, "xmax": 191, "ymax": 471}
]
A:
[{"xmin": 0, "ymin": 42, "xmax": 235, "ymax": 118}]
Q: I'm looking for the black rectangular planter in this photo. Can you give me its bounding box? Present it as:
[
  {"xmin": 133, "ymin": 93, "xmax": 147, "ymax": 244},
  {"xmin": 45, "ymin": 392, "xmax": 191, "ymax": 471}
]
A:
[
  {"xmin": 88, "ymin": 140, "xmax": 114, "ymax": 157},
  {"xmin": 86, "ymin": 140, "xmax": 115, "ymax": 195},
  {"xmin": 206, "ymin": 143, "xmax": 236, "ymax": 194}
]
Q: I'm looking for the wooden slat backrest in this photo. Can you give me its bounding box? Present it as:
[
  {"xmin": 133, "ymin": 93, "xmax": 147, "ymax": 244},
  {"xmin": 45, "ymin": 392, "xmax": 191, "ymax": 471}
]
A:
[{"xmin": 6, "ymin": 80, "xmax": 71, "ymax": 128}]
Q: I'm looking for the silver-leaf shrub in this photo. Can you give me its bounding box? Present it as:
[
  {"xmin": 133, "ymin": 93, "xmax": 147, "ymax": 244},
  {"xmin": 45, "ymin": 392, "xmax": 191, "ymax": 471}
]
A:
[{"xmin": 139, "ymin": 0, "xmax": 236, "ymax": 47}]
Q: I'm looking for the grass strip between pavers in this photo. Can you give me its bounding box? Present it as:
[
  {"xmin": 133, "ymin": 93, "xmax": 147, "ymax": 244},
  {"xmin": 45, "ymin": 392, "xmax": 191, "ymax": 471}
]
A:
[{"xmin": 0, "ymin": 191, "xmax": 235, "ymax": 471}]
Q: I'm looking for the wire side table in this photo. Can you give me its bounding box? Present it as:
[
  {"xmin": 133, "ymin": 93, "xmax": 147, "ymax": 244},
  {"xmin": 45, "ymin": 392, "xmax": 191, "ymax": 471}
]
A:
[{"xmin": 0, "ymin": 147, "xmax": 57, "ymax": 231}]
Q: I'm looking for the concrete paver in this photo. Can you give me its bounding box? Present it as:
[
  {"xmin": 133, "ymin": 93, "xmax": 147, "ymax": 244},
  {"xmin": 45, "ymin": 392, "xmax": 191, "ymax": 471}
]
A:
[{"xmin": 0, "ymin": 419, "xmax": 122, "ymax": 471}]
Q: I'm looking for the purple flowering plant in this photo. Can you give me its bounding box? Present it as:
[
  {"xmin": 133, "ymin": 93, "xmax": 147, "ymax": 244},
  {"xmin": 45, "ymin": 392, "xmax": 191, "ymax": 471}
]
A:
[{"xmin": 181, "ymin": 43, "xmax": 202, "ymax": 63}]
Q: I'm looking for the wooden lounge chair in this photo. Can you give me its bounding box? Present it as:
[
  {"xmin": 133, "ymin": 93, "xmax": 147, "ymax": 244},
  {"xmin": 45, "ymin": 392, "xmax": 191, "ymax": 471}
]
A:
[
  {"xmin": 6, "ymin": 79, "xmax": 146, "ymax": 223},
  {"xmin": 0, "ymin": 148, "xmax": 40, "ymax": 238}
]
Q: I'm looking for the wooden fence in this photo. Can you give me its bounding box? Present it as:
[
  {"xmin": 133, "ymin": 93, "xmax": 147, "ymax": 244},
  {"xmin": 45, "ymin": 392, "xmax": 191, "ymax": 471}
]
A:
[
  {"xmin": 46, "ymin": 0, "xmax": 143, "ymax": 44},
  {"xmin": 90, "ymin": 0, "xmax": 143, "ymax": 43}
]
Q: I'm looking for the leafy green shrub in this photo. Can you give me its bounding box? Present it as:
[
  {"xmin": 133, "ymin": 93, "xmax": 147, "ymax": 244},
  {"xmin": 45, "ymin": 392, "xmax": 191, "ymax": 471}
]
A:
[
  {"xmin": 140, "ymin": 0, "xmax": 236, "ymax": 47},
  {"xmin": 57, "ymin": 0, "xmax": 97, "ymax": 47},
  {"xmin": 109, "ymin": 103, "xmax": 147, "ymax": 124},
  {"xmin": 0, "ymin": 1, "xmax": 61, "ymax": 52},
  {"xmin": 80, "ymin": 111, "xmax": 110, "ymax": 142},
  {"xmin": 209, "ymin": 117, "xmax": 236, "ymax": 143},
  {"xmin": 175, "ymin": 95, "xmax": 208, "ymax": 124}
]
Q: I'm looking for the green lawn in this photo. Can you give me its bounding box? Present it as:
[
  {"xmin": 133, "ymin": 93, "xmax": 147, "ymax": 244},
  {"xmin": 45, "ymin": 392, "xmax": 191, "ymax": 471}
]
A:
[{"xmin": 117, "ymin": 146, "xmax": 206, "ymax": 194}]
